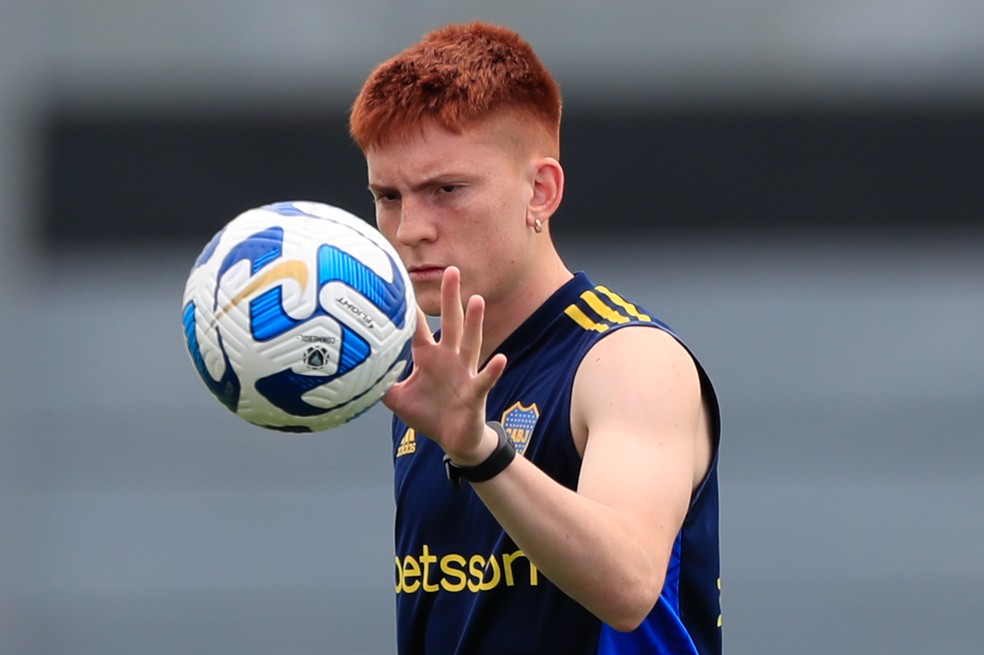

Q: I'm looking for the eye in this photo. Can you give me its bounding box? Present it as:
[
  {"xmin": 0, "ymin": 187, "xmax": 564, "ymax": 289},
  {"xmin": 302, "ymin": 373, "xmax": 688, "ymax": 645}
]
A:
[
  {"xmin": 372, "ymin": 190, "xmax": 400, "ymax": 205},
  {"xmin": 438, "ymin": 185, "xmax": 458, "ymax": 195}
]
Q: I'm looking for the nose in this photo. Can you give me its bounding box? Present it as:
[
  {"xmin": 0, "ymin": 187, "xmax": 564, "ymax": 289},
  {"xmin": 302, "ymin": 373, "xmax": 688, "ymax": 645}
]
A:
[{"xmin": 394, "ymin": 196, "xmax": 437, "ymax": 246}]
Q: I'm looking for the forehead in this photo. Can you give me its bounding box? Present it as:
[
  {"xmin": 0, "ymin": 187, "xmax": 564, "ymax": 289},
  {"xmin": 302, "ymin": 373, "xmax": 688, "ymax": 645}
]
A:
[{"xmin": 366, "ymin": 116, "xmax": 529, "ymax": 184}]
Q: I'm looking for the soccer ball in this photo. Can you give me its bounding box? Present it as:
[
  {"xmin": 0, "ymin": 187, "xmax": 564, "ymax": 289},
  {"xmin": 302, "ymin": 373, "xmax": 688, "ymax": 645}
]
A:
[{"xmin": 181, "ymin": 201, "xmax": 416, "ymax": 432}]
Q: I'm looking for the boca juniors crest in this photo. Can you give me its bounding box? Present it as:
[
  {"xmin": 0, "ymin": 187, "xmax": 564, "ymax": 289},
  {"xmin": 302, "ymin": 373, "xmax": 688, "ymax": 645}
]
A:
[{"xmin": 499, "ymin": 402, "xmax": 540, "ymax": 456}]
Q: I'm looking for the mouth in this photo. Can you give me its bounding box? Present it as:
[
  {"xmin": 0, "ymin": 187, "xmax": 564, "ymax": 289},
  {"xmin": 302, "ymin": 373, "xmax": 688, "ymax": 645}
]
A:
[{"xmin": 407, "ymin": 266, "xmax": 446, "ymax": 284}]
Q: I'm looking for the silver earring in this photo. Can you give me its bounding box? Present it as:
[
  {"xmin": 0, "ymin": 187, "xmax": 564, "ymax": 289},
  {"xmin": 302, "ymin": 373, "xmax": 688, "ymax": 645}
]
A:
[{"xmin": 533, "ymin": 218, "xmax": 543, "ymax": 234}]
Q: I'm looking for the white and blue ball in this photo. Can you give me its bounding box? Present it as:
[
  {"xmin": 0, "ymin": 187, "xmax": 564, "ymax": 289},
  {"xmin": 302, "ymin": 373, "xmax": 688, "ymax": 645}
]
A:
[{"xmin": 181, "ymin": 201, "xmax": 415, "ymax": 432}]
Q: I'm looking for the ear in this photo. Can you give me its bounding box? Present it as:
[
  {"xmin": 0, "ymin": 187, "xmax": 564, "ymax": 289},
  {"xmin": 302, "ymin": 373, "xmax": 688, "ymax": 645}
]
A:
[{"xmin": 527, "ymin": 157, "xmax": 565, "ymax": 227}]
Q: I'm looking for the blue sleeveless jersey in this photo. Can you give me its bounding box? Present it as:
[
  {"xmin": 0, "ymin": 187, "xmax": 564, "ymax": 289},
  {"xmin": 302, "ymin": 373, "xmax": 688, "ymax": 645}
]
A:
[{"xmin": 392, "ymin": 272, "xmax": 722, "ymax": 655}]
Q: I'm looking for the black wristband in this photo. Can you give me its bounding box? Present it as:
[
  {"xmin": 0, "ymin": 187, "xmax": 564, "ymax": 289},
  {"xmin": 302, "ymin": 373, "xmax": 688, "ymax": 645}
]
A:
[{"xmin": 444, "ymin": 421, "xmax": 516, "ymax": 490}]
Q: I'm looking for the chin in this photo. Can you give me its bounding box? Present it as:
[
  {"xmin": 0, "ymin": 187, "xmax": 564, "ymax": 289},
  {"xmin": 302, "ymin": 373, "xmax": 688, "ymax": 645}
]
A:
[{"xmin": 413, "ymin": 293, "xmax": 441, "ymax": 318}]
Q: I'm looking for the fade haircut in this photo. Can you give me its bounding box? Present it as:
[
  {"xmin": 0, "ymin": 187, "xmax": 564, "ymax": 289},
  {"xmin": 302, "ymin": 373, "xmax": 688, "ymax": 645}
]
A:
[{"xmin": 349, "ymin": 22, "xmax": 562, "ymax": 153}]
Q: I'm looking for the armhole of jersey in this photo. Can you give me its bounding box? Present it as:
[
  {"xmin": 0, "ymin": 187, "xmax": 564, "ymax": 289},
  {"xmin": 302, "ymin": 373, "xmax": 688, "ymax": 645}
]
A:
[
  {"xmin": 689, "ymin": 359, "xmax": 721, "ymax": 508},
  {"xmin": 569, "ymin": 321, "xmax": 722, "ymax": 508},
  {"xmin": 564, "ymin": 337, "xmax": 598, "ymax": 461}
]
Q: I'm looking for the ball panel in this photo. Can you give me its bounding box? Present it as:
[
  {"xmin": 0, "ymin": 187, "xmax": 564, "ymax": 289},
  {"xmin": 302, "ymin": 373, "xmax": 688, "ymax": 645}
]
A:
[{"xmin": 181, "ymin": 300, "xmax": 241, "ymax": 413}]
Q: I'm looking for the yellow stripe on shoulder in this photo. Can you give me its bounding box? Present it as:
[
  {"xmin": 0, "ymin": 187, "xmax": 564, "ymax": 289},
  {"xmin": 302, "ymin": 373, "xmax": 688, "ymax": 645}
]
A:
[
  {"xmin": 564, "ymin": 304, "xmax": 610, "ymax": 332},
  {"xmin": 580, "ymin": 290, "xmax": 630, "ymax": 325},
  {"xmin": 594, "ymin": 285, "xmax": 652, "ymax": 322}
]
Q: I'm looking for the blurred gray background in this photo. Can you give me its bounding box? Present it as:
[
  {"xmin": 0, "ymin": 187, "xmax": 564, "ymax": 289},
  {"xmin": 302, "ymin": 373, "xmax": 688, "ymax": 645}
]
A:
[{"xmin": 2, "ymin": 2, "xmax": 983, "ymax": 654}]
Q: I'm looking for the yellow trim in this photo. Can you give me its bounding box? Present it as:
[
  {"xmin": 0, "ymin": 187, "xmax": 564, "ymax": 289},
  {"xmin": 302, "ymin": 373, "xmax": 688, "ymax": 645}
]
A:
[
  {"xmin": 564, "ymin": 305, "xmax": 609, "ymax": 332},
  {"xmin": 581, "ymin": 290, "xmax": 630, "ymax": 325},
  {"xmin": 595, "ymin": 285, "xmax": 651, "ymax": 322}
]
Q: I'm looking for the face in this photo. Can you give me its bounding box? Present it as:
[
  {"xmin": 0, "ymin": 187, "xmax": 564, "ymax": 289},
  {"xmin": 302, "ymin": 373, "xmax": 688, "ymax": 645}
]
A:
[{"xmin": 366, "ymin": 118, "xmax": 539, "ymax": 317}]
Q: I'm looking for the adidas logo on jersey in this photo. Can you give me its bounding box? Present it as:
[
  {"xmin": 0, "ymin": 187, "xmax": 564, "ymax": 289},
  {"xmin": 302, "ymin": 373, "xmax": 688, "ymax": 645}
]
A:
[{"xmin": 396, "ymin": 428, "xmax": 417, "ymax": 458}]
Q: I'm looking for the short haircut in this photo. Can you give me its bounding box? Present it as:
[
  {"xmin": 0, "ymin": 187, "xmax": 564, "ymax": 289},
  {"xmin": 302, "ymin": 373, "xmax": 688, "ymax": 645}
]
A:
[{"xmin": 349, "ymin": 22, "xmax": 562, "ymax": 152}]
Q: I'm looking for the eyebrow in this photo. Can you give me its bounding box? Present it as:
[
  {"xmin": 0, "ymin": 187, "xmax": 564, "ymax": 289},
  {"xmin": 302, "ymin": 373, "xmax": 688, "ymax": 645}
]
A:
[{"xmin": 368, "ymin": 174, "xmax": 471, "ymax": 197}]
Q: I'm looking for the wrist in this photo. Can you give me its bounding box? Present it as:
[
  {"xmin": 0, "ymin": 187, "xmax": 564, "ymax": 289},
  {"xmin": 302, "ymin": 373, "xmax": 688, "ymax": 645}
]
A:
[
  {"xmin": 444, "ymin": 421, "xmax": 516, "ymax": 489},
  {"xmin": 445, "ymin": 423, "xmax": 501, "ymax": 467}
]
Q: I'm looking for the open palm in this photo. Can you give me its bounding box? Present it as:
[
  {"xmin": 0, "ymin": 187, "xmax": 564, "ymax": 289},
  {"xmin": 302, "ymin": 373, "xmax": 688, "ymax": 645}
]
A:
[{"xmin": 382, "ymin": 267, "xmax": 507, "ymax": 460}]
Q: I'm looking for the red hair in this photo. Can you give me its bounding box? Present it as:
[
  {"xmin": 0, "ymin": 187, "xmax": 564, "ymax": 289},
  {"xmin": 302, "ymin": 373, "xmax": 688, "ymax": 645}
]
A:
[{"xmin": 349, "ymin": 22, "xmax": 562, "ymax": 152}]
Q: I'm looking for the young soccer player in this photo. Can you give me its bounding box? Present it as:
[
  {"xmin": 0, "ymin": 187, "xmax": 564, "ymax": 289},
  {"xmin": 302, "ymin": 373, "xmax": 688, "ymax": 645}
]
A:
[{"xmin": 350, "ymin": 21, "xmax": 722, "ymax": 655}]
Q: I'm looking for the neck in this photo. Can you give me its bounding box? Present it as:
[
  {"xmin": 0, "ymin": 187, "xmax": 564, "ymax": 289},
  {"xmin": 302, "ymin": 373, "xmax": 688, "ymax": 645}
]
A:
[{"xmin": 479, "ymin": 256, "xmax": 572, "ymax": 363}]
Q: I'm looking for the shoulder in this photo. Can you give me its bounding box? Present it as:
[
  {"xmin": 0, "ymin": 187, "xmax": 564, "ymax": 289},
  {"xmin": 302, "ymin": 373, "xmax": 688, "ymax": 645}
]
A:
[
  {"xmin": 575, "ymin": 325, "xmax": 701, "ymax": 412},
  {"xmin": 579, "ymin": 323, "xmax": 692, "ymax": 370},
  {"xmin": 570, "ymin": 324, "xmax": 704, "ymax": 452}
]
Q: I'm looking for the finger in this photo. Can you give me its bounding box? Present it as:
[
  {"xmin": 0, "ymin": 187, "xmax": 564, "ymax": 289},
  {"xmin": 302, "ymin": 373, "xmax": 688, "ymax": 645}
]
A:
[
  {"xmin": 459, "ymin": 294, "xmax": 486, "ymax": 369},
  {"xmin": 380, "ymin": 382, "xmax": 401, "ymax": 411},
  {"xmin": 384, "ymin": 309, "xmax": 429, "ymax": 411},
  {"xmin": 439, "ymin": 266, "xmax": 464, "ymax": 347},
  {"xmin": 380, "ymin": 361, "xmax": 411, "ymax": 411},
  {"xmin": 411, "ymin": 306, "xmax": 435, "ymax": 347},
  {"xmin": 476, "ymin": 352, "xmax": 508, "ymax": 395}
]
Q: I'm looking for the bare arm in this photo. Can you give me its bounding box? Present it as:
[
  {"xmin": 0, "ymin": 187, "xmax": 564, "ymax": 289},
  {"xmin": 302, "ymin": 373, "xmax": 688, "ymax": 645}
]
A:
[
  {"xmin": 383, "ymin": 268, "xmax": 706, "ymax": 630},
  {"xmin": 472, "ymin": 326, "xmax": 704, "ymax": 630}
]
